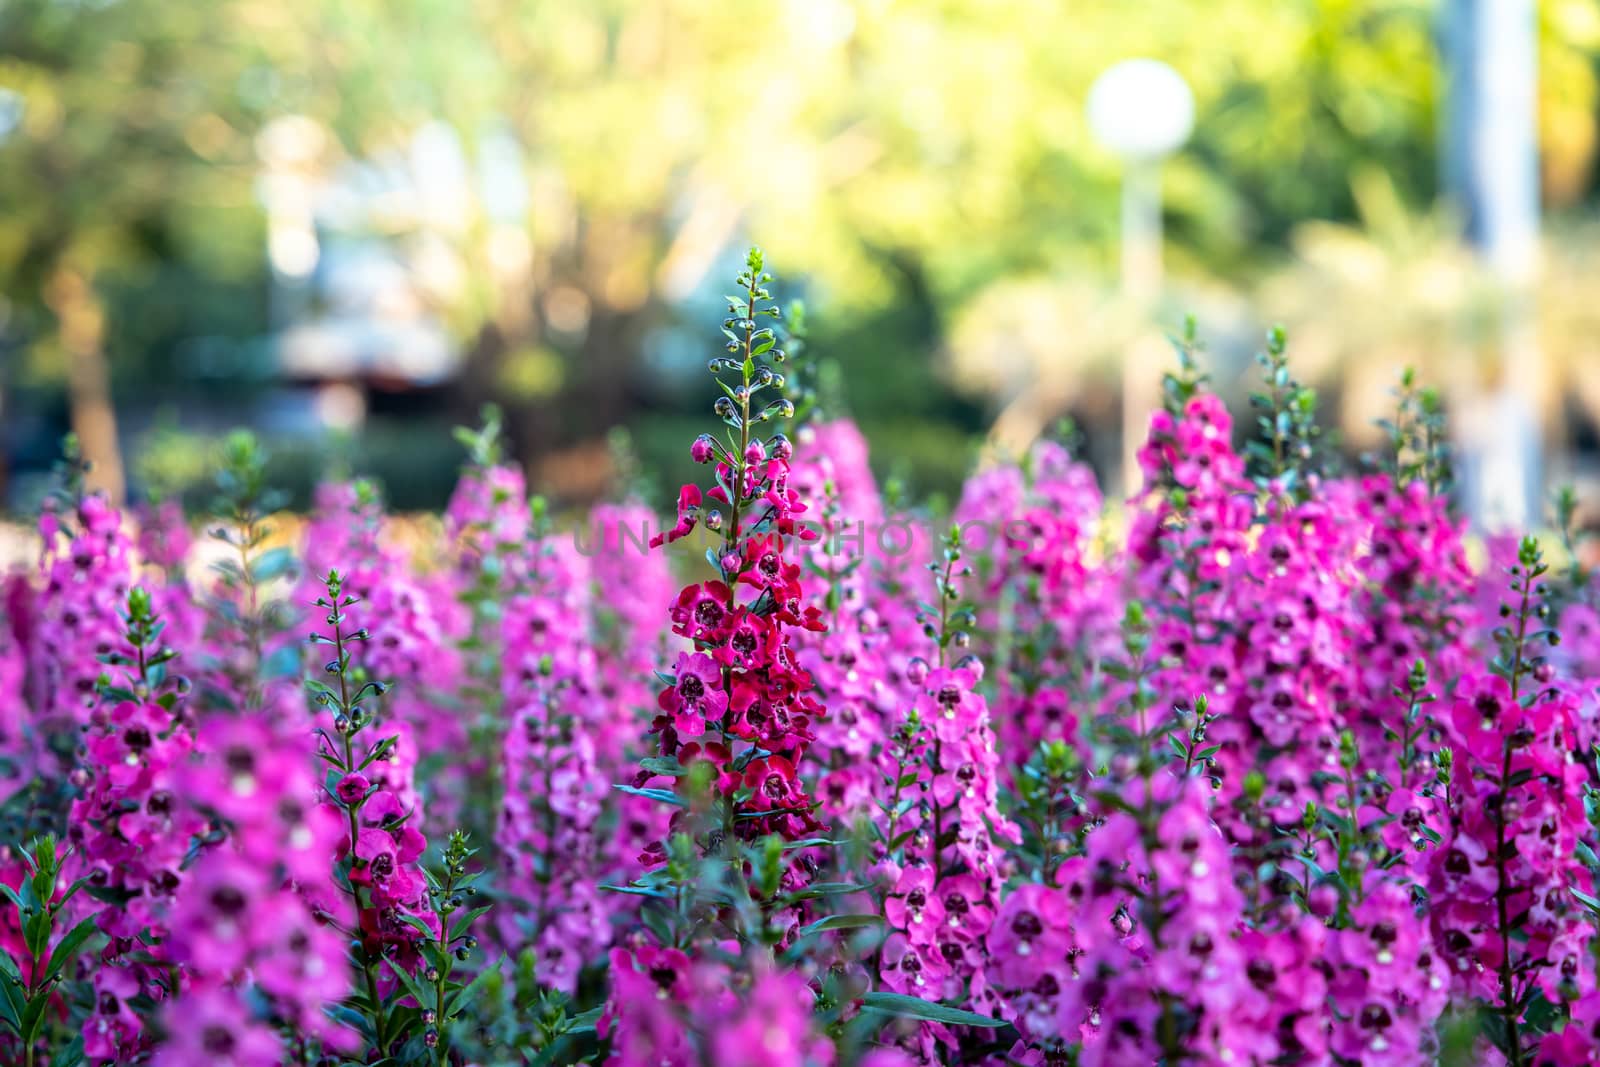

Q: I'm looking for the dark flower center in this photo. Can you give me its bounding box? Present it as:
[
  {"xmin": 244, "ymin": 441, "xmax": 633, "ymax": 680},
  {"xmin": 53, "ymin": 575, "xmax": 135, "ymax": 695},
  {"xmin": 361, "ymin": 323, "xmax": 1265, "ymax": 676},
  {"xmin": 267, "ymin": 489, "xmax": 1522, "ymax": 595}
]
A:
[
  {"xmin": 695, "ymin": 601, "xmax": 725, "ymax": 629},
  {"xmin": 202, "ymin": 1025, "xmax": 236, "ymax": 1055},
  {"xmin": 210, "ymin": 886, "xmax": 247, "ymax": 917},
  {"xmin": 1358, "ymin": 1003, "xmax": 1393, "ymax": 1031},
  {"xmin": 1475, "ymin": 691, "xmax": 1500, "ymax": 721}
]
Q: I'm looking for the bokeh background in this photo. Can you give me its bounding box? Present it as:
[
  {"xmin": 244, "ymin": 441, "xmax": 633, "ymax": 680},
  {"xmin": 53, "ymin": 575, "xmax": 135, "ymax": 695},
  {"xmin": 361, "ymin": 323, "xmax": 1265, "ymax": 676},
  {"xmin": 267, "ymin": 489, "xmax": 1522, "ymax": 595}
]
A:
[{"xmin": 2, "ymin": 0, "xmax": 1598, "ymax": 523}]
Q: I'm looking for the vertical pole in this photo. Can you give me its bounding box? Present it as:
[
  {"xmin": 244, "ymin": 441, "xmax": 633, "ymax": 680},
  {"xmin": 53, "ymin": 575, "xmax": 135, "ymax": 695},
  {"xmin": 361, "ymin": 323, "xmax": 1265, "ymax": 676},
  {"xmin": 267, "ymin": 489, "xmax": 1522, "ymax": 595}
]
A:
[
  {"xmin": 1444, "ymin": 0, "xmax": 1541, "ymax": 529},
  {"xmin": 1121, "ymin": 160, "xmax": 1164, "ymax": 496}
]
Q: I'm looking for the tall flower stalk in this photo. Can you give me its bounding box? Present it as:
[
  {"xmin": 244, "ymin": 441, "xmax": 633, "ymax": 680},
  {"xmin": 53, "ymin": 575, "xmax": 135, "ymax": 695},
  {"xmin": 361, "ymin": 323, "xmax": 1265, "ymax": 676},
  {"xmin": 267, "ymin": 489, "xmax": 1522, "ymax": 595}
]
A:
[
  {"xmin": 307, "ymin": 569, "xmax": 437, "ymax": 1059},
  {"xmin": 602, "ymin": 248, "xmax": 848, "ymax": 1065},
  {"xmin": 637, "ymin": 247, "xmax": 825, "ymax": 862}
]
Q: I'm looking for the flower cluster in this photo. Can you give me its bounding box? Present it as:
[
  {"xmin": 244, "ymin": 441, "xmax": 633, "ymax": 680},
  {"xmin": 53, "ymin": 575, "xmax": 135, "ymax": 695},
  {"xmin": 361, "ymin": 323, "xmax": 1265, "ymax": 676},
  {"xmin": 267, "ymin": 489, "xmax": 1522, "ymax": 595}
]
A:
[
  {"xmin": 599, "ymin": 947, "xmax": 837, "ymax": 1067},
  {"xmin": 308, "ymin": 569, "xmax": 438, "ymax": 1001},
  {"xmin": 955, "ymin": 438, "xmax": 1119, "ymax": 766},
  {"xmin": 7, "ymin": 280, "xmax": 1600, "ymax": 1067},
  {"xmin": 157, "ymin": 705, "xmax": 349, "ymax": 1066},
  {"xmin": 637, "ymin": 249, "xmax": 826, "ymax": 851},
  {"xmin": 587, "ymin": 500, "xmax": 679, "ymax": 887},
  {"xmin": 496, "ymin": 526, "xmax": 612, "ymax": 992},
  {"xmin": 872, "ymin": 528, "xmax": 1019, "ymax": 1064},
  {"xmin": 68, "ymin": 588, "xmax": 203, "ymax": 1062},
  {"xmin": 304, "ymin": 480, "xmax": 467, "ymax": 825},
  {"xmin": 790, "ymin": 420, "xmax": 900, "ymax": 822},
  {"xmin": 1427, "ymin": 541, "xmax": 1597, "ymax": 1063},
  {"xmin": 30, "ymin": 483, "xmax": 136, "ymax": 760}
]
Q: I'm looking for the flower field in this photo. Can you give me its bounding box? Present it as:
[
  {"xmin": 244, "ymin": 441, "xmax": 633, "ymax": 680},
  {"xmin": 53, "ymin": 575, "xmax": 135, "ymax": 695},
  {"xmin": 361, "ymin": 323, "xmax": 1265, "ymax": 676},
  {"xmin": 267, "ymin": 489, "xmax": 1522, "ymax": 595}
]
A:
[{"xmin": 4, "ymin": 250, "xmax": 1600, "ymax": 1066}]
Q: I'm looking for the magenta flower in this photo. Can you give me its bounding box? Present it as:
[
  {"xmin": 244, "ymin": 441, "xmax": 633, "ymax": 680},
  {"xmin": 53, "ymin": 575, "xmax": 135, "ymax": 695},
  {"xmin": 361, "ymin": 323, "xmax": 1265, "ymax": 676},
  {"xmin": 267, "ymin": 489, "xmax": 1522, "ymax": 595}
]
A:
[
  {"xmin": 917, "ymin": 666, "xmax": 986, "ymax": 744},
  {"xmin": 649, "ymin": 484, "xmax": 703, "ymax": 548},
  {"xmin": 335, "ymin": 772, "xmax": 371, "ymax": 805},
  {"xmin": 153, "ymin": 986, "xmax": 284, "ymax": 1067},
  {"xmin": 659, "ymin": 651, "xmax": 728, "ymax": 737},
  {"xmin": 741, "ymin": 755, "xmax": 801, "ymax": 813}
]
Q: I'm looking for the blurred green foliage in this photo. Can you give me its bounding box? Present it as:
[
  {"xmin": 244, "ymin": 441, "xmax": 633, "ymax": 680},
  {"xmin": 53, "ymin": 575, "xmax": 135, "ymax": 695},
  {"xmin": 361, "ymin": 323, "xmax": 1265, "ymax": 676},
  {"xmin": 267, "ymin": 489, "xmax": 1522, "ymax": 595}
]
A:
[{"xmin": 1, "ymin": 0, "xmax": 1598, "ymax": 506}]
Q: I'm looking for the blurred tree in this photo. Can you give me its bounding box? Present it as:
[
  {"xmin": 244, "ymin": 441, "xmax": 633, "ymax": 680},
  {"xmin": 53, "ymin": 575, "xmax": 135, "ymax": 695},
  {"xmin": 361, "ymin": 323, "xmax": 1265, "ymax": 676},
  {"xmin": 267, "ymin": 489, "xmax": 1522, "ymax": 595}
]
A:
[
  {"xmin": 0, "ymin": 0, "xmax": 268, "ymax": 502},
  {"xmin": 2, "ymin": 0, "xmax": 1598, "ymax": 501},
  {"xmin": 238, "ymin": 0, "xmax": 1472, "ymax": 474}
]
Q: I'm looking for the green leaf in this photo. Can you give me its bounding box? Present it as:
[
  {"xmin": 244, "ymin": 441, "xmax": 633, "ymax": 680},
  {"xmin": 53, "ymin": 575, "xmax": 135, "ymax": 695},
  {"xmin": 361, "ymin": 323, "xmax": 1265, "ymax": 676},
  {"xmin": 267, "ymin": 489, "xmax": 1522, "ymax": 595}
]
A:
[
  {"xmin": 781, "ymin": 881, "xmax": 872, "ymax": 902},
  {"xmin": 41, "ymin": 915, "xmax": 100, "ymax": 982},
  {"xmin": 796, "ymin": 913, "xmax": 883, "ymax": 938},
  {"xmin": 782, "ymin": 838, "xmax": 841, "ymax": 851},
  {"xmin": 859, "ymin": 991, "xmax": 1004, "ymax": 1028},
  {"xmin": 20, "ymin": 990, "xmax": 50, "ymax": 1045},
  {"xmin": 1572, "ymin": 886, "xmax": 1600, "ymax": 916},
  {"xmin": 637, "ymin": 756, "xmax": 687, "ymax": 778},
  {"xmin": 565, "ymin": 1005, "xmax": 603, "ymax": 1036},
  {"xmin": 390, "ymin": 961, "xmax": 434, "ymax": 1011},
  {"xmin": 449, "ymin": 905, "xmax": 493, "ymax": 941},
  {"xmin": 395, "ymin": 913, "xmax": 436, "ymax": 939},
  {"xmin": 612, "ymin": 784, "xmax": 685, "ymax": 807},
  {"xmin": 445, "ymin": 967, "xmax": 494, "ymax": 1017},
  {"xmin": 324, "ymin": 1003, "xmax": 374, "ymax": 1041},
  {"xmin": 250, "ymin": 546, "xmax": 296, "ymax": 584},
  {"xmin": 50, "ymin": 1032, "xmax": 85, "ymax": 1067},
  {"xmin": 598, "ymin": 883, "xmax": 675, "ymax": 899},
  {"xmin": 358, "ymin": 735, "xmax": 400, "ymax": 771},
  {"xmin": 0, "ymin": 972, "xmax": 23, "ymax": 1034}
]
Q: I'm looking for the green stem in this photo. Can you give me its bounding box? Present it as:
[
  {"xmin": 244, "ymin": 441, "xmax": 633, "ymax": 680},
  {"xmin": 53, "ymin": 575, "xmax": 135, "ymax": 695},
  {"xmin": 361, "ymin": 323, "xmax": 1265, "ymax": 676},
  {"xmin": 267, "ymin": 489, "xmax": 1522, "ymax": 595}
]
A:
[
  {"xmin": 433, "ymin": 881, "xmax": 456, "ymax": 1065},
  {"xmin": 1494, "ymin": 573, "xmax": 1534, "ymax": 1067},
  {"xmin": 714, "ymin": 270, "xmax": 762, "ymax": 852},
  {"xmin": 332, "ymin": 611, "xmax": 389, "ymax": 1057}
]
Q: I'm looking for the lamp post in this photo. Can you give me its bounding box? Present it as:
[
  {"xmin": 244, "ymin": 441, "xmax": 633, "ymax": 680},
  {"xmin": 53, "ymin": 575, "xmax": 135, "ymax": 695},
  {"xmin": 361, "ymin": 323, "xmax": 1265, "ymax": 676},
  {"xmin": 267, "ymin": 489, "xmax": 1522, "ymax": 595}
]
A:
[{"xmin": 1087, "ymin": 59, "xmax": 1194, "ymax": 493}]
